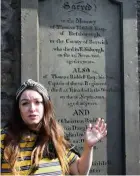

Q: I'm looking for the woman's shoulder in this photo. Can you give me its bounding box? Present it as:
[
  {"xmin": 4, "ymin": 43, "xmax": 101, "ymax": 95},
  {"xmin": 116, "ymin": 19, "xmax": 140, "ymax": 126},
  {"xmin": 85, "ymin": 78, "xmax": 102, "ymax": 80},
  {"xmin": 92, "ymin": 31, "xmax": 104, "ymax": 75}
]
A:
[{"xmin": 65, "ymin": 144, "xmax": 80, "ymax": 166}]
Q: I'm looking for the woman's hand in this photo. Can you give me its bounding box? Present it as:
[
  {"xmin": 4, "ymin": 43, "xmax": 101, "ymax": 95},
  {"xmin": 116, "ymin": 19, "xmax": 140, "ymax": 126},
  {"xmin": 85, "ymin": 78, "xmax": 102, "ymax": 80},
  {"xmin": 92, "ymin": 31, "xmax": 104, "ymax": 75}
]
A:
[
  {"xmin": 70, "ymin": 118, "xmax": 107, "ymax": 175},
  {"xmin": 84, "ymin": 118, "xmax": 107, "ymax": 148}
]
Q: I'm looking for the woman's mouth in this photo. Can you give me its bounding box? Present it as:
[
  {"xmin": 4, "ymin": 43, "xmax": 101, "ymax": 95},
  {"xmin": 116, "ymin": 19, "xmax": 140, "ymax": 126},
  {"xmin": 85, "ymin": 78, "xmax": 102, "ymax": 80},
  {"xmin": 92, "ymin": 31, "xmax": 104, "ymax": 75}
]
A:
[{"xmin": 29, "ymin": 115, "xmax": 38, "ymax": 119}]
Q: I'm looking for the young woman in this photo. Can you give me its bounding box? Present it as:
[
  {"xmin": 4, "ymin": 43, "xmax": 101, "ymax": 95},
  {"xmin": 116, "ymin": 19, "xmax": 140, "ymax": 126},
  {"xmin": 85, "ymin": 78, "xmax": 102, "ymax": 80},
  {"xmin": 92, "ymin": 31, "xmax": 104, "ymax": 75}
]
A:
[{"xmin": 1, "ymin": 79, "xmax": 107, "ymax": 175}]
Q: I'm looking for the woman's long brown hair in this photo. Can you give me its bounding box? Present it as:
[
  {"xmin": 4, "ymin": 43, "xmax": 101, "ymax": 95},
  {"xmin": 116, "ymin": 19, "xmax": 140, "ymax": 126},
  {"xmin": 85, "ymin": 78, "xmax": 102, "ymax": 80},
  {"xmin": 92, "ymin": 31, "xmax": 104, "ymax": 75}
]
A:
[{"xmin": 3, "ymin": 87, "xmax": 71, "ymax": 175}]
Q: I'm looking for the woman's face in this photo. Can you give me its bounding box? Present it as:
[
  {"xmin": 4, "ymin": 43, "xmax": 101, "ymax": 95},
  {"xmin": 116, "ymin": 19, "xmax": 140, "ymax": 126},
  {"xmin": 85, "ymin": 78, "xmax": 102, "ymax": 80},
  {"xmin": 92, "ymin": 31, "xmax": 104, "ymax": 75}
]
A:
[{"xmin": 19, "ymin": 89, "xmax": 44, "ymax": 129}]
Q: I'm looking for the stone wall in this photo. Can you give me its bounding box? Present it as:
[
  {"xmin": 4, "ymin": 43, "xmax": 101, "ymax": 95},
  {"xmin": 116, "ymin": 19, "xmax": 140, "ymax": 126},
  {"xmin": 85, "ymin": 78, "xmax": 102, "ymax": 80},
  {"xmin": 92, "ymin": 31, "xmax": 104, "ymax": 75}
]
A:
[
  {"xmin": 137, "ymin": 1, "xmax": 140, "ymax": 83},
  {"xmin": 1, "ymin": 0, "xmax": 21, "ymax": 126},
  {"xmin": 1, "ymin": 0, "xmax": 140, "ymax": 123}
]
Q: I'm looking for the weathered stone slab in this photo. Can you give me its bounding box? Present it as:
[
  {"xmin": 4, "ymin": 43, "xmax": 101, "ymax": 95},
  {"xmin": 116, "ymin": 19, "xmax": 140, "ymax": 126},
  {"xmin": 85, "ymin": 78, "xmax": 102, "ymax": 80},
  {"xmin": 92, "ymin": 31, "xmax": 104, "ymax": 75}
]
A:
[
  {"xmin": 39, "ymin": 0, "xmax": 122, "ymax": 174},
  {"xmin": 21, "ymin": 0, "xmax": 140, "ymax": 174}
]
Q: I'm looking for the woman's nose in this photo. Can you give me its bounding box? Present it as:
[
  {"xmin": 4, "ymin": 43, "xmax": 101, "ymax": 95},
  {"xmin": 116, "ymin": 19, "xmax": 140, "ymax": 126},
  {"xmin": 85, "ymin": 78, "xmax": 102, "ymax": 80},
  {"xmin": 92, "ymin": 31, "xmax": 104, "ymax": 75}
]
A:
[{"xmin": 29, "ymin": 103, "xmax": 36, "ymax": 111}]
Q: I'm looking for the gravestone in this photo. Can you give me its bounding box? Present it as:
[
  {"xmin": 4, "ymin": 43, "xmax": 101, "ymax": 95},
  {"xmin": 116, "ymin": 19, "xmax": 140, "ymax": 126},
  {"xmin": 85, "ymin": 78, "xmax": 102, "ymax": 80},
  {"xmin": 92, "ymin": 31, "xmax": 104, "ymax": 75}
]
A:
[{"xmin": 21, "ymin": 0, "xmax": 140, "ymax": 174}]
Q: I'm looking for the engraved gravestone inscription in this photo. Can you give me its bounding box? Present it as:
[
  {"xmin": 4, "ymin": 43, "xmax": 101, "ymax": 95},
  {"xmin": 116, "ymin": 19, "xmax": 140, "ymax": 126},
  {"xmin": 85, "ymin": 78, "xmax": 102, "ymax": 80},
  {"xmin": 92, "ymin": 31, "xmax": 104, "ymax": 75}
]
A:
[{"xmin": 39, "ymin": 0, "xmax": 122, "ymax": 174}]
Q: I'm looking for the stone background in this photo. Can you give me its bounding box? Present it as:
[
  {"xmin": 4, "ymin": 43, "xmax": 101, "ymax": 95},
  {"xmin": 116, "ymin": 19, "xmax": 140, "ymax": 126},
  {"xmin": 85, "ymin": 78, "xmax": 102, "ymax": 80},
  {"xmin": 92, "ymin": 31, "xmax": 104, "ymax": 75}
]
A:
[
  {"xmin": 1, "ymin": 0, "xmax": 140, "ymax": 174},
  {"xmin": 1, "ymin": 0, "xmax": 140, "ymax": 124},
  {"xmin": 1, "ymin": 0, "xmax": 20, "ymax": 125},
  {"xmin": 138, "ymin": 0, "xmax": 140, "ymax": 87}
]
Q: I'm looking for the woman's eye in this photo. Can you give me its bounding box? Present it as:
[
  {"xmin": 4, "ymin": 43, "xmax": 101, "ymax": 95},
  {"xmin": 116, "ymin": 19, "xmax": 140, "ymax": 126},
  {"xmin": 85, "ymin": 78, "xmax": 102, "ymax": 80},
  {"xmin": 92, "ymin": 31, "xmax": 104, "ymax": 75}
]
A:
[
  {"xmin": 35, "ymin": 101, "xmax": 43, "ymax": 104},
  {"xmin": 22, "ymin": 102, "xmax": 28, "ymax": 106}
]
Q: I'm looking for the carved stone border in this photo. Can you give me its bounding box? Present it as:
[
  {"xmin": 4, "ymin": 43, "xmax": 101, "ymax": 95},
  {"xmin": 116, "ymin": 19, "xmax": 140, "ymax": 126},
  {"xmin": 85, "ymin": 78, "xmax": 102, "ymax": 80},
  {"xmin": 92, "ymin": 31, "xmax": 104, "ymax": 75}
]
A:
[
  {"xmin": 21, "ymin": 0, "xmax": 39, "ymax": 82},
  {"xmin": 110, "ymin": 0, "xmax": 140, "ymax": 174}
]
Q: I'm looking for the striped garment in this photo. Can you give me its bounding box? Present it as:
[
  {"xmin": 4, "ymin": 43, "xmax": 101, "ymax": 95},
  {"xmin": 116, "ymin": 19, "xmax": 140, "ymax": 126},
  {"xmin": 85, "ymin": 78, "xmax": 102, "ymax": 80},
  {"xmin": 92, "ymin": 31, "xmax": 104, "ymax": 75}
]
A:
[{"xmin": 1, "ymin": 128, "xmax": 78, "ymax": 175}]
